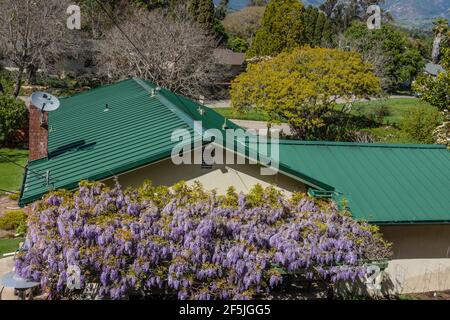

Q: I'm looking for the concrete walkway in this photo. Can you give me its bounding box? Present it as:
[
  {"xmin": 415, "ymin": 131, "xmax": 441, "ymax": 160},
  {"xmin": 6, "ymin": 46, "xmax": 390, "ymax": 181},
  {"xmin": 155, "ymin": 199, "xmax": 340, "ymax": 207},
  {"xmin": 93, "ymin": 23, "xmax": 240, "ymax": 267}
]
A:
[
  {"xmin": 0, "ymin": 257, "xmax": 17, "ymax": 300},
  {"xmin": 230, "ymin": 119, "xmax": 292, "ymax": 136}
]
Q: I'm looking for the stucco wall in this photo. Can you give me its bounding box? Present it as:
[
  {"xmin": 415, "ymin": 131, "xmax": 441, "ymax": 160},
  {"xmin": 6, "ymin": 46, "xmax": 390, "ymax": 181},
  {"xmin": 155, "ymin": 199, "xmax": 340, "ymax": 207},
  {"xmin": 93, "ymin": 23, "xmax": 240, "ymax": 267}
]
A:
[
  {"xmin": 380, "ymin": 225, "xmax": 450, "ymax": 259},
  {"xmin": 377, "ymin": 225, "xmax": 450, "ymax": 294},
  {"xmin": 103, "ymin": 157, "xmax": 306, "ymax": 196}
]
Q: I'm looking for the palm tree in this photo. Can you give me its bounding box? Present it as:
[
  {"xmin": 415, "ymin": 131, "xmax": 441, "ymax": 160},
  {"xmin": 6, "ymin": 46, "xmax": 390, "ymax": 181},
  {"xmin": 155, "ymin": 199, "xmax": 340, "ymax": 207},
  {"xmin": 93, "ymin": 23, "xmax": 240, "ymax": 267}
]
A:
[{"xmin": 431, "ymin": 18, "xmax": 449, "ymax": 64}]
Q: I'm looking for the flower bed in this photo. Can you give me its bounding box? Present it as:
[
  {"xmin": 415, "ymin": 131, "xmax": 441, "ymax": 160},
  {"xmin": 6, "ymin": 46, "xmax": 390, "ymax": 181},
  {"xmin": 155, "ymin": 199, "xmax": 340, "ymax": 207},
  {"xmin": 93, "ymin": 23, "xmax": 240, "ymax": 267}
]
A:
[{"xmin": 15, "ymin": 181, "xmax": 392, "ymax": 300}]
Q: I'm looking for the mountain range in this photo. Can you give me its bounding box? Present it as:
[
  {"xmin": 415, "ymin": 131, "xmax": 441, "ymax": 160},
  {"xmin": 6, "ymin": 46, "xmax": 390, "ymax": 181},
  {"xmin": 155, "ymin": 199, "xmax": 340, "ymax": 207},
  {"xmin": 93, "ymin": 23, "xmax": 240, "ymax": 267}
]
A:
[{"xmin": 214, "ymin": 0, "xmax": 450, "ymax": 30}]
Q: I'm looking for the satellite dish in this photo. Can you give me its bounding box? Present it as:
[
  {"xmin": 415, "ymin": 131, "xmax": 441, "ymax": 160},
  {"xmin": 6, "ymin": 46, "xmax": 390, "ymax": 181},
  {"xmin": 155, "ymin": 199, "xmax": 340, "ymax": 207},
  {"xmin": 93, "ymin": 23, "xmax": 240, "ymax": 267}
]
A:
[{"xmin": 31, "ymin": 92, "xmax": 60, "ymax": 112}]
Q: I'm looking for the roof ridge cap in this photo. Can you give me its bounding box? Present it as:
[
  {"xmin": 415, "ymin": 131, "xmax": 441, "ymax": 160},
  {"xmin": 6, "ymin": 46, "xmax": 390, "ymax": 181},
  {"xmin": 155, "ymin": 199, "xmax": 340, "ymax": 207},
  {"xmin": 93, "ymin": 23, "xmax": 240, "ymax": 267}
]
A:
[{"xmin": 278, "ymin": 140, "xmax": 448, "ymax": 149}]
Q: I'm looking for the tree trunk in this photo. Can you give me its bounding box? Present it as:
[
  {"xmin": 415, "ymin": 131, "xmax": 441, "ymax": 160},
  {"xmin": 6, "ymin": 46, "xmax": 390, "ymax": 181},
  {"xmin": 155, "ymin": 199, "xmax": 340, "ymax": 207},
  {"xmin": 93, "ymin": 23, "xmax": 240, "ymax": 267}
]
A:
[
  {"xmin": 13, "ymin": 66, "xmax": 24, "ymax": 98},
  {"xmin": 267, "ymin": 122, "xmax": 272, "ymax": 139},
  {"xmin": 432, "ymin": 34, "xmax": 442, "ymax": 64},
  {"xmin": 27, "ymin": 64, "xmax": 38, "ymax": 85}
]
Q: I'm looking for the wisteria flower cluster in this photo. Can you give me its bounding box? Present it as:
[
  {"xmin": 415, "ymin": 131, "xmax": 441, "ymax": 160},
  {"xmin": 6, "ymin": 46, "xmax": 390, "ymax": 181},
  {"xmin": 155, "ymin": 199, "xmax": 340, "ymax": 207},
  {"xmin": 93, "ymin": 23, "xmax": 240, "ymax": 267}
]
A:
[{"xmin": 15, "ymin": 181, "xmax": 392, "ymax": 300}]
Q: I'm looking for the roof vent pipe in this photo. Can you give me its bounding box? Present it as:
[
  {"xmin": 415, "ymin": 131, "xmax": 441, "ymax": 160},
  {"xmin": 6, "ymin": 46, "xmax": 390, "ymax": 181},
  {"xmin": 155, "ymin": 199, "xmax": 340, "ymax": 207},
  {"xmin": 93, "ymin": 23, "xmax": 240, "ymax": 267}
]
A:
[{"xmin": 150, "ymin": 87, "xmax": 162, "ymax": 97}]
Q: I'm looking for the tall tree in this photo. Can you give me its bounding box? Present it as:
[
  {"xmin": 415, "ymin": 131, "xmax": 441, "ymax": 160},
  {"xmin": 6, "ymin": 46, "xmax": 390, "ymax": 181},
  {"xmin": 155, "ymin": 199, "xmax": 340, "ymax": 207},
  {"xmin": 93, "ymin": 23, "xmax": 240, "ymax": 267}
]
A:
[
  {"xmin": 215, "ymin": 0, "xmax": 229, "ymax": 20},
  {"xmin": 0, "ymin": 0, "xmax": 78, "ymax": 96},
  {"xmin": 97, "ymin": 6, "xmax": 217, "ymax": 98},
  {"xmin": 188, "ymin": 0, "xmax": 215, "ymax": 31},
  {"xmin": 231, "ymin": 47, "xmax": 381, "ymax": 139},
  {"xmin": 247, "ymin": 0, "xmax": 306, "ymax": 58},
  {"xmin": 303, "ymin": 6, "xmax": 334, "ymax": 47},
  {"xmin": 320, "ymin": 0, "xmax": 384, "ymax": 31},
  {"xmin": 344, "ymin": 22, "xmax": 424, "ymax": 91}
]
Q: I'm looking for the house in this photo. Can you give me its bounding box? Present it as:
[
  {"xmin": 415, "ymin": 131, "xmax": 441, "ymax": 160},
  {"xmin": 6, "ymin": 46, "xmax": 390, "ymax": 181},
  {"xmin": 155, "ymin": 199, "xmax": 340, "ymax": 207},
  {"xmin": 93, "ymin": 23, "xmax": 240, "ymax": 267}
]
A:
[
  {"xmin": 424, "ymin": 62, "xmax": 445, "ymax": 77},
  {"xmin": 213, "ymin": 48, "xmax": 246, "ymax": 87},
  {"xmin": 20, "ymin": 78, "xmax": 450, "ymax": 293}
]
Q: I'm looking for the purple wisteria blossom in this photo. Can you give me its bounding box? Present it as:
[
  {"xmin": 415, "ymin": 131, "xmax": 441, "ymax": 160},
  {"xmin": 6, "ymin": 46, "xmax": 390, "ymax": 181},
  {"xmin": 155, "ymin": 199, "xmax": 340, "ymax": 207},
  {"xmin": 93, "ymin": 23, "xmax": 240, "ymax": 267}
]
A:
[{"xmin": 15, "ymin": 181, "xmax": 391, "ymax": 300}]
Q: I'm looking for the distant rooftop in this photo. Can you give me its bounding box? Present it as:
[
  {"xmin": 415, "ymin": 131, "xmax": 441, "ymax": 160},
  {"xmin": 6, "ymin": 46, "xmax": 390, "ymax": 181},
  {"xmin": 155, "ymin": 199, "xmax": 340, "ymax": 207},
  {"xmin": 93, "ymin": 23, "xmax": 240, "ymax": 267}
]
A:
[
  {"xmin": 424, "ymin": 62, "xmax": 445, "ymax": 76},
  {"xmin": 213, "ymin": 48, "xmax": 246, "ymax": 66}
]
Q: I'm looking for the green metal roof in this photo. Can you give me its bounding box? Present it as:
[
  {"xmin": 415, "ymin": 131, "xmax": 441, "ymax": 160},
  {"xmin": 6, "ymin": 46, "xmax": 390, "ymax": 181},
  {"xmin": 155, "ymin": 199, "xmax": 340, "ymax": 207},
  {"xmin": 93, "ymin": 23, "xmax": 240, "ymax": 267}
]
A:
[
  {"xmin": 19, "ymin": 78, "xmax": 450, "ymax": 224},
  {"xmin": 278, "ymin": 140, "xmax": 450, "ymax": 224},
  {"xmin": 21, "ymin": 78, "xmax": 190, "ymax": 205}
]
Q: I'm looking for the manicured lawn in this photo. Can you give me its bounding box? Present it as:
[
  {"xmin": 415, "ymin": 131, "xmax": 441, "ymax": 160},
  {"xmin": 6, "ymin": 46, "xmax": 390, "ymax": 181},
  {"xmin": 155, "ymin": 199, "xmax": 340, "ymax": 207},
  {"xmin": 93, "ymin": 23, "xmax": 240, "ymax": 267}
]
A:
[
  {"xmin": 213, "ymin": 98, "xmax": 436, "ymax": 144},
  {"xmin": 0, "ymin": 237, "xmax": 24, "ymax": 258},
  {"xmin": 0, "ymin": 149, "xmax": 28, "ymax": 195},
  {"xmin": 345, "ymin": 98, "xmax": 434, "ymax": 125},
  {"xmin": 213, "ymin": 107, "xmax": 272, "ymax": 122},
  {"xmin": 214, "ymin": 98, "xmax": 433, "ymax": 125}
]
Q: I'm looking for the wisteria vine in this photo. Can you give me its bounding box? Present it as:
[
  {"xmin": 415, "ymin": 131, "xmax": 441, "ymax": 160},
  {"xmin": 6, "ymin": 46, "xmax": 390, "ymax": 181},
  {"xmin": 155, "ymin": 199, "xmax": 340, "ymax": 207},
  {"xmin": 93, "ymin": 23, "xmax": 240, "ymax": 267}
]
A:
[{"xmin": 15, "ymin": 181, "xmax": 392, "ymax": 300}]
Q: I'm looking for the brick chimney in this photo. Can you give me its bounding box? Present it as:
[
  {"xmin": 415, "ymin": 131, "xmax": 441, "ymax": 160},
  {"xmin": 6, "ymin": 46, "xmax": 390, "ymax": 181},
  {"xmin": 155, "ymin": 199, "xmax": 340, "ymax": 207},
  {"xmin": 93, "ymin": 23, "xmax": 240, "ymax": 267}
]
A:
[{"xmin": 28, "ymin": 104, "xmax": 48, "ymax": 161}]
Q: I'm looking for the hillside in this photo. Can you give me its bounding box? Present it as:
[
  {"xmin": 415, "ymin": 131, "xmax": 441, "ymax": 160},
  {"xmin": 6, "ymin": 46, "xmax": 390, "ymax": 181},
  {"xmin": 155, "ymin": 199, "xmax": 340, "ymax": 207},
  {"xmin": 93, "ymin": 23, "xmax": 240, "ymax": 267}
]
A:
[{"xmin": 216, "ymin": 0, "xmax": 450, "ymax": 30}]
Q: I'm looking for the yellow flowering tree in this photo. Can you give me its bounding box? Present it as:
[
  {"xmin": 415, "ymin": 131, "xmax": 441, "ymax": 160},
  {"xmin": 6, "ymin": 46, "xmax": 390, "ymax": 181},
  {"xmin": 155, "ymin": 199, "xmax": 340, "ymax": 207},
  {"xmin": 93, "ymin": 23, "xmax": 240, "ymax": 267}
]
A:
[{"xmin": 231, "ymin": 47, "xmax": 381, "ymax": 139}]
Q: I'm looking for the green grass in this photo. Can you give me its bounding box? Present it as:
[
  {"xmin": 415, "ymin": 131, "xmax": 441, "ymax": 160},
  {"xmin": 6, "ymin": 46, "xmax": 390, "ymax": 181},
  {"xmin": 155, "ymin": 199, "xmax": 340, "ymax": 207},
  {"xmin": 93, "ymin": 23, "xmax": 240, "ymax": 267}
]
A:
[
  {"xmin": 0, "ymin": 238, "xmax": 24, "ymax": 258},
  {"xmin": 215, "ymin": 98, "xmax": 433, "ymax": 124},
  {"xmin": 0, "ymin": 149, "xmax": 28, "ymax": 195},
  {"xmin": 213, "ymin": 108, "xmax": 272, "ymax": 122},
  {"xmin": 344, "ymin": 98, "xmax": 434, "ymax": 125},
  {"xmin": 213, "ymin": 98, "xmax": 436, "ymax": 144}
]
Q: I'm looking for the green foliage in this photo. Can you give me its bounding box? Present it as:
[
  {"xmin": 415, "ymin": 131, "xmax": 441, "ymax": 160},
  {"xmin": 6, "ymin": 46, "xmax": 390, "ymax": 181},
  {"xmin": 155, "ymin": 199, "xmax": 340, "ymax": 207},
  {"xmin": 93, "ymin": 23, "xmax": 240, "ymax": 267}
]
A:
[
  {"xmin": 303, "ymin": 6, "xmax": 334, "ymax": 47},
  {"xmin": 247, "ymin": 0, "xmax": 306, "ymax": 58},
  {"xmin": 8, "ymin": 193, "xmax": 19, "ymax": 201},
  {"xmin": 400, "ymin": 107, "xmax": 441, "ymax": 144},
  {"xmin": 231, "ymin": 47, "xmax": 381, "ymax": 139},
  {"xmin": 344, "ymin": 22, "xmax": 425, "ymax": 91},
  {"xmin": 0, "ymin": 69, "xmax": 15, "ymax": 95},
  {"xmin": 213, "ymin": 18, "xmax": 229, "ymax": 43},
  {"xmin": 0, "ymin": 210, "xmax": 27, "ymax": 231},
  {"xmin": 413, "ymin": 72, "xmax": 450, "ymax": 111},
  {"xmin": 218, "ymin": 186, "xmax": 239, "ymax": 208},
  {"xmin": 413, "ymin": 38, "xmax": 450, "ymax": 111},
  {"xmin": 188, "ymin": 0, "xmax": 215, "ymax": 31},
  {"xmin": 0, "ymin": 96, "xmax": 27, "ymax": 147},
  {"xmin": 368, "ymin": 103, "xmax": 391, "ymax": 124},
  {"xmin": 227, "ymin": 36, "xmax": 248, "ymax": 53}
]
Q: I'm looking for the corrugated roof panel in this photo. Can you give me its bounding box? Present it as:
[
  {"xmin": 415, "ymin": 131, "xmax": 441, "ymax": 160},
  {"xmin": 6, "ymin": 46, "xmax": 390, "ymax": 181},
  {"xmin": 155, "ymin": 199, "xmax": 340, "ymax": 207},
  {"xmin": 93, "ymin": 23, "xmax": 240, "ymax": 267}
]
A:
[
  {"xmin": 279, "ymin": 141, "xmax": 450, "ymax": 223},
  {"xmin": 20, "ymin": 78, "xmax": 196, "ymax": 205}
]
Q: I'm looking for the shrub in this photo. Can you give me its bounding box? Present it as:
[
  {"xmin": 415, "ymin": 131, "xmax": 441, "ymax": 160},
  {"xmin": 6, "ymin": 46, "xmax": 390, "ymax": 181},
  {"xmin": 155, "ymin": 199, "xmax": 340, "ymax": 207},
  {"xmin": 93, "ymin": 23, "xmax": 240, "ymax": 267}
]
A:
[
  {"xmin": 401, "ymin": 107, "xmax": 442, "ymax": 144},
  {"xmin": 0, "ymin": 210, "xmax": 27, "ymax": 231},
  {"xmin": 0, "ymin": 68, "xmax": 17, "ymax": 93},
  {"xmin": 0, "ymin": 95, "xmax": 28, "ymax": 147},
  {"xmin": 227, "ymin": 36, "xmax": 248, "ymax": 53},
  {"xmin": 8, "ymin": 193, "xmax": 19, "ymax": 201},
  {"xmin": 369, "ymin": 104, "xmax": 391, "ymax": 124},
  {"xmin": 15, "ymin": 181, "xmax": 392, "ymax": 300}
]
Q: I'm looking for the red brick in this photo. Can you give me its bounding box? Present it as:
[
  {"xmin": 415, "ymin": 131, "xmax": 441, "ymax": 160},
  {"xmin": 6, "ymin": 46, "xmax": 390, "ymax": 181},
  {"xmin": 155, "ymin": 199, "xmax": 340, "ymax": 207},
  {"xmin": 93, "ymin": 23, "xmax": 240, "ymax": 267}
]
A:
[{"xmin": 28, "ymin": 105, "xmax": 48, "ymax": 161}]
